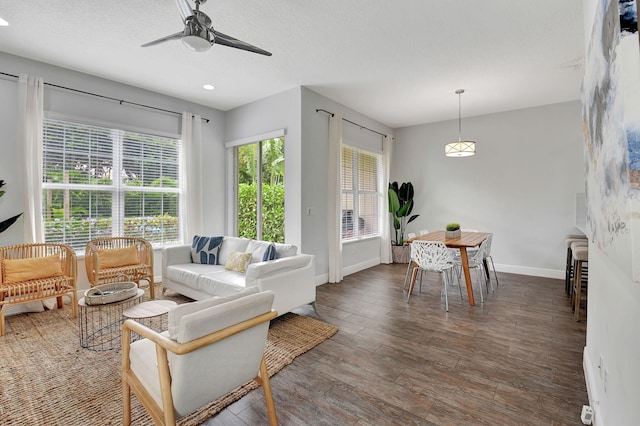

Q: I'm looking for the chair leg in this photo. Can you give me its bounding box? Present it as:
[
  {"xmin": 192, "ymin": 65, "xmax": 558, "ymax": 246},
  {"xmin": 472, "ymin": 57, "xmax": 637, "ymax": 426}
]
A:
[
  {"xmin": 443, "ymin": 270, "xmax": 451, "ymax": 312},
  {"xmin": 484, "ymin": 265, "xmax": 494, "ymax": 294},
  {"xmin": 257, "ymin": 356, "xmax": 279, "ymax": 426},
  {"xmin": 148, "ymin": 276, "xmax": 155, "ymax": 300},
  {"xmin": 122, "ymin": 377, "xmax": 132, "ymax": 426},
  {"xmin": 475, "ymin": 268, "xmax": 485, "ymax": 303},
  {"xmin": 0, "ymin": 305, "xmax": 7, "ymax": 336},
  {"xmin": 488, "ymin": 255, "xmax": 499, "ymax": 286},
  {"xmin": 407, "ymin": 267, "xmax": 419, "ymax": 302},
  {"xmin": 574, "ymin": 260, "xmax": 583, "ymax": 321},
  {"xmin": 403, "ymin": 261, "xmax": 412, "ymax": 290},
  {"xmin": 565, "ymin": 247, "xmax": 573, "ymax": 294}
]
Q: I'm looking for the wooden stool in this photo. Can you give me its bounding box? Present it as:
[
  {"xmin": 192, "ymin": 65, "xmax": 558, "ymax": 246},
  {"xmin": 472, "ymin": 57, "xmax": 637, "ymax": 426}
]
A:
[
  {"xmin": 572, "ymin": 245, "xmax": 588, "ymax": 321},
  {"xmin": 565, "ymin": 235, "xmax": 587, "ymax": 295}
]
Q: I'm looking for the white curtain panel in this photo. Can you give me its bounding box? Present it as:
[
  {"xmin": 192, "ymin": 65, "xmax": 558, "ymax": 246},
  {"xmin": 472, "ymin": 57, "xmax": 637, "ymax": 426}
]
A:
[
  {"xmin": 327, "ymin": 114, "xmax": 343, "ymax": 283},
  {"xmin": 380, "ymin": 134, "xmax": 393, "ymax": 264},
  {"xmin": 180, "ymin": 112, "xmax": 203, "ymax": 243},
  {"xmin": 17, "ymin": 74, "xmax": 44, "ymax": 243}
]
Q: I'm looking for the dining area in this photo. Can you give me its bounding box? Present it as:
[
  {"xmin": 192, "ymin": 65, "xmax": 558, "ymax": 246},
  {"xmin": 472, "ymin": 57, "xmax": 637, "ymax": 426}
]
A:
[{"xmin": 404, "ymin": 229, "xmax": 498, "ymax": 310}]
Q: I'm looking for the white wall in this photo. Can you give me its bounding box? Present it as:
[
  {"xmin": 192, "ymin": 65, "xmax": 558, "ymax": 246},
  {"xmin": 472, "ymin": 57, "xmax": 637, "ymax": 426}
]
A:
[
  {"xmin": 581, "ymin": 1, "xmax": 640, "ymax": 424},
  {"xmin": 300, "ymin": 87, "xmax": 393, "ymax": 280},
  {"xmin": 392, "ymin": 101, "xmax": 585, "ymax": 277},
  {"xmin": 0, "ymin": 52, "xmax": 226, "ymax": 291}
]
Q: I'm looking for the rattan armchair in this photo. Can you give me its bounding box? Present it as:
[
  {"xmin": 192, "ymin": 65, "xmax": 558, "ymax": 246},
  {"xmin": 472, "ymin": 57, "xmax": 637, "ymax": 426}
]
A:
[
  {"xmin": 85, "ymin": 237, "xmax": 155, "ymax": 299},
  {"xmin": 0, "ymin": 243, "xmax": 77, "ymax": 336}
]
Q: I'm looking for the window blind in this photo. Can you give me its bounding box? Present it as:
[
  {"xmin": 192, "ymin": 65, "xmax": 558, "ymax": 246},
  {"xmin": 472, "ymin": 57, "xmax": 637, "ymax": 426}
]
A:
[
  {"xmin": 42, "ymin": 118, "xmax": 181, "ymax": 250},
  {"xmin": 341, "ymin": 145, "xmax": 381, "ymax": 240}
]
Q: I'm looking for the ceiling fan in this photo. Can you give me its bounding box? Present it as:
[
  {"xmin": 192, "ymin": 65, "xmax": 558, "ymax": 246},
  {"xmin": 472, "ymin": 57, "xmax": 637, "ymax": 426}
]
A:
[{"xmin": 141, "ymin": 0, "xmax": 272, "ymax": 56}]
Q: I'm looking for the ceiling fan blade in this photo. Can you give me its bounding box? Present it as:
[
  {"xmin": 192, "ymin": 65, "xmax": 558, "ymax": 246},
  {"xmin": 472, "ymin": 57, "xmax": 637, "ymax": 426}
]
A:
[
  {"xmin": 175, "ymin": 0, "xmax": 194, "ymax": 22},
  {"xmin": 141, "ymin": 31, "xmax": 184, "ymax": 47},
  {"xmin": 211, "ymin": 30, "xmax": 272, "ymax": 56}
]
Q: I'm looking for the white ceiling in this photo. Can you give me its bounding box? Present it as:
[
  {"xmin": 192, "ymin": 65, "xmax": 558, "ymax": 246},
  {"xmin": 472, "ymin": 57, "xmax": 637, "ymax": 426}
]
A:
[{"xmin": 0, "ymin": 0, "xmax": 585, "ymax": 128}]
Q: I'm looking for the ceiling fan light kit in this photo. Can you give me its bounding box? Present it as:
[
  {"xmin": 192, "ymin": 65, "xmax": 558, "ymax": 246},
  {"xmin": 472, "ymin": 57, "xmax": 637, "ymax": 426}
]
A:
[
  {"xmin": 142, "ymin": 0, "xmax": 272, "ymax": 56},
  {"xmin": 445, "ymin": 89, "xmax": 476, "ymax": 157}
]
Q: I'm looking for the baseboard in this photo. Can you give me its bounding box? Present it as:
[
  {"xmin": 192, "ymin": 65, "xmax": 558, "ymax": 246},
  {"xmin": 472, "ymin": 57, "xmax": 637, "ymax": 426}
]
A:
[
  {"xmin": 314, "ymin": 257, "xmax": 381, "ymax": 286},
  {"xmin": 315, "ymin": 273, "xmax": 328, "ymax": 286},
  {"xmin": 494, "ymin": 263, "xmax": 564, "ymax": 279},
  {"xmin": 314, "ymin": 260, "xmax": 564, "ymax": 286},
  {"xmin": 343, "ymin": 257, "xmax": 381, "ymax": 277},
  {"xmin": 583, "ymin": 346, "xmax": 604, "ymax": 426}
]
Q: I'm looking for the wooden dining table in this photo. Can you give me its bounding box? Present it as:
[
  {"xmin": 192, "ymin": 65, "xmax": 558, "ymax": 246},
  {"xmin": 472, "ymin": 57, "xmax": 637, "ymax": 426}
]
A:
[{"xmin": 408, "ymin": 230, "xmax": 491, "ymax": 306}]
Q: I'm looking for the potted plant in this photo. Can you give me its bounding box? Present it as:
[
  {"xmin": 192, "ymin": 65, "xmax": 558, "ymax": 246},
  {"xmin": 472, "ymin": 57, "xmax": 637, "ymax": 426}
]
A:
[
  {"xmin": 388, "ymin": 181, "xmax": 419, "ymax": 263},
  {"xmin": 445, "ymin": 223, "xmax": 461, "ymax": 239},
  {"xmin": 0, "ymin": 180, "xmax": 22, "ymax": 234}
]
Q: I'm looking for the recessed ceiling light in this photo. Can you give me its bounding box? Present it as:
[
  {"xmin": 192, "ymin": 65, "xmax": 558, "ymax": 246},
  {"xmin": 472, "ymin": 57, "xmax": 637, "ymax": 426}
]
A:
[
  {"xmin": 0, "ymin": 17, "xmax": 9, "ymax": 27},
  {"xmin": 203, "ymin": 84, "xmax": 215, "ymax": 91}
]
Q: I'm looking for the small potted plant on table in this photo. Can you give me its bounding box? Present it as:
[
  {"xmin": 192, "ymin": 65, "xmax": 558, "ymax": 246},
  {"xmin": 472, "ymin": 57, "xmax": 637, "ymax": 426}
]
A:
[{"xmin": 445, "ymin": 223, "xmax": 461, "ymax": 239}]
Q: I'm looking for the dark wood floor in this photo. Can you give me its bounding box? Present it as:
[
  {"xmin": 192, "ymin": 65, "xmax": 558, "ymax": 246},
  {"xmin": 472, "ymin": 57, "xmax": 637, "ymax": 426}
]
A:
[{"xmin": 204, "ymin": 264, "xmax": 588, "ymax": 426}]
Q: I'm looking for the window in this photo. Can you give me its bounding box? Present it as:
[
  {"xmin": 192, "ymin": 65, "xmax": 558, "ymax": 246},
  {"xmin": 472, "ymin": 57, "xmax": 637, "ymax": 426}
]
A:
[
  {"xmin": 42, "ymin": 117, "xmax": 181, "ymax": 251},
  {"xmin": 235, "ymin": 137, "xmax": 285, "ymax": 242},
  {"xmin": 341, "ymin": 145, "xmax": 381, "ymax": 240}
]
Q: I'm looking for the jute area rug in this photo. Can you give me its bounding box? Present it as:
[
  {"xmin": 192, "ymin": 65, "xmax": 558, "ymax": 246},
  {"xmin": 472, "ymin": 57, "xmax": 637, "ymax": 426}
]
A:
[{"xmin": 0, "ymin": 301, "xmax": 338, "ymax": 425}]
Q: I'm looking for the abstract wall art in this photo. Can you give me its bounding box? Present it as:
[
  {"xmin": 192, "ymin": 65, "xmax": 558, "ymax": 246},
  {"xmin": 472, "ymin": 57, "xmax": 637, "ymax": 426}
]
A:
[{"xmin": 582, "ymin": 0, "xmax": 640, "ymax": 281}]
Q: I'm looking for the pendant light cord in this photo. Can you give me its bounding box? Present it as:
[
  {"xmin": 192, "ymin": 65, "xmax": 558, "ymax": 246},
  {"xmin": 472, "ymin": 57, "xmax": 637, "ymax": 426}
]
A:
[{"xmin": 458, "ymin": 92, "xmax": 462, "ymax": 142}]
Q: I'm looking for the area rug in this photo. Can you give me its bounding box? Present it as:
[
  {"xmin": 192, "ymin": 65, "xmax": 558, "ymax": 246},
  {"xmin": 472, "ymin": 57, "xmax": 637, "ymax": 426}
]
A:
[{"xmin": 0, "ymin": 307, "xmax": 338, "ymax": 425}]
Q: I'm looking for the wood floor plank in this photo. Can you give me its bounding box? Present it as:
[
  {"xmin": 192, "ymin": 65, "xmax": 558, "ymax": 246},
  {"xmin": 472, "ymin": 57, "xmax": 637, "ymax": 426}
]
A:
[{"xmin": 201, "ymin": 264, "xmax": 588, "ymax": 425}]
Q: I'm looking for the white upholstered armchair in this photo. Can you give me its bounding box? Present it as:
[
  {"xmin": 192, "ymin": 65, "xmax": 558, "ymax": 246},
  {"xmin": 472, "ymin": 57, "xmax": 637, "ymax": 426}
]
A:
[{"xmin": 121, "ymin": 289, "xmax": 278, "ymax": 425}]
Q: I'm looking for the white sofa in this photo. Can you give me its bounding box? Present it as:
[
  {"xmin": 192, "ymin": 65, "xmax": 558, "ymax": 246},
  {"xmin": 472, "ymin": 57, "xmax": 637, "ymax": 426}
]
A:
[{"xmin": 162, "ymin": 236, "xmax": 316, "ymax": 316}]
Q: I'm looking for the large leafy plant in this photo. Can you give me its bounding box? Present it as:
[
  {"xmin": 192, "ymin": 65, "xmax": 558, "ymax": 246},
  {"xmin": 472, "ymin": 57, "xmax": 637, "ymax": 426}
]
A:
[
  {"xmin": 388, "ymin": 181, "xmax": 419, "ymax": 246},
  {"xmin": 0, "ymin": 180, "xmax": 23, "ymax": 234}
]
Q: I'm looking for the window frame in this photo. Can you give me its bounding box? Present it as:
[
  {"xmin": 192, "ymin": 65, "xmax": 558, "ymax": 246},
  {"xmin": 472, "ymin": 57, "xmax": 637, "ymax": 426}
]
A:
[
  {"xmin": 41, "ymin": 113, "xmax": 182, "ymax": 251},
  {"xmin": 341, "ymin": 144, "xmax": 382, "ymax": 242}
]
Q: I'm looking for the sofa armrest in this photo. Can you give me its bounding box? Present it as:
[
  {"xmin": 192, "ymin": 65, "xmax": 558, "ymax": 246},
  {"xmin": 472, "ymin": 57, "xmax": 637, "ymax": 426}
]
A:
[
  {"xmin": 245, "ymin": 254, "xmax": 314, "ymax": 280},
  {"xmin": 162, "ymin": 244, "xmax": 192, "ymax": 277}
]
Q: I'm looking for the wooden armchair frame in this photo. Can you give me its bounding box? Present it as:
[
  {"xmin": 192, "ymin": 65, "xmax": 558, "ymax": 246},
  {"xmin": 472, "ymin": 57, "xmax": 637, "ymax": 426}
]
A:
[
  {"xmin": 85, "ymin": 237, "xmax": 155, "ymax": 299},
  {"xmin": 122, "ymin": 310, "xmax": 279, "ymax": 426},
  {"xmin": 0, "ymin": 243, "xmax": 77, "ymax": 336}
]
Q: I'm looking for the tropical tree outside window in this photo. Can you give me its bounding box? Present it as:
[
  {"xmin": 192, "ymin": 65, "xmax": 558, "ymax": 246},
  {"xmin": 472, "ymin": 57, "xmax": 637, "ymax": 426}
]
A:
[
  {"xmin": 42, "ymin": 118, "xmax": 181, "ymax": 251},
  {"xmin": 341, "ymin": 145, "xmax": 381, "ymax": 240},
  {"xmin": 236, "ymin": 137, "xmax": 284, "ymax": 242}
]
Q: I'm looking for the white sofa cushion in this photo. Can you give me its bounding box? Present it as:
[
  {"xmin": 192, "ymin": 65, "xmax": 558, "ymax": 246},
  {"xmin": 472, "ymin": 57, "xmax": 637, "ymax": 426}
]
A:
[
  {"xmin": 197, "ymin": 269, "xmax": 247, "ymax": 293},
  {"xmin": 176, "ymin": 290, "xmax": 274, "ymax": 343},
  {"xmin": 218, "ymin": 237, "xmax": 251, "ymax": 265},
  {"xmin": 274, "ymin": 242, "xmax": 297, "ymax": 258},
  {"xmin": 165, "ymin": 263, "xmax": 218, "ymax": 288},
  {"xmin": 167, "ymin": 287, "xmax": 259, "ymax": 339}
]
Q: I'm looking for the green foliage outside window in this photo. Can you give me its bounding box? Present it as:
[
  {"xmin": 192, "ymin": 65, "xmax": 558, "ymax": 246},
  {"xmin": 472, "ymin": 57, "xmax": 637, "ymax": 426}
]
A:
[
  {"xmin": 237, "ymin": 183, "xmax": 285, "ymax": 243},
  {"xmin": 237, "ymin": 138, "xmax": 285, "ymax": 243}
]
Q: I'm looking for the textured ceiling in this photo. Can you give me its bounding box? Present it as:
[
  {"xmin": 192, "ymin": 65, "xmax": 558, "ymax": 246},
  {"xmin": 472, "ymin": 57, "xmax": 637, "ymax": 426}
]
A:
[{"xmin": 0, "ymin": 0, "xmax": 585, "ymax": 128}]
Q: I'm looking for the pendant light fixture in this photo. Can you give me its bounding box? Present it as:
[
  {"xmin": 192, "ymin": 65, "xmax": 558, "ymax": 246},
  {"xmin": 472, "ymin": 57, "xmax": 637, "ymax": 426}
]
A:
[{"xmin": 445, "ymin": 89, "xmax": 476, "ymax": 157}]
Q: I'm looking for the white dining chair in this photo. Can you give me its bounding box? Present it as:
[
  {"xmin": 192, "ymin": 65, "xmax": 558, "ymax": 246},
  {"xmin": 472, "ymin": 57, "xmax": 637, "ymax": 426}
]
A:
[
  {"xmin": 483, "ymin": 234, "xmax": 499, "ymax": 286},
  {"xmin": 406, "ymin": 241, "xmax": 461, "ymax": 311},
  {"xmin": 419, "ymin": 229, "xmax": 429, "ymax": 236},
  {"xmin": 452, "ymin": 238, "xmax": 492, "ymax": 302}
]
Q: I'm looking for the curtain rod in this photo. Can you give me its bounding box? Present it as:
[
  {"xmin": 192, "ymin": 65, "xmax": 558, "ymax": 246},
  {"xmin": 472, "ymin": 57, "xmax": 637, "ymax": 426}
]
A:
[
  {"xmin": 0, "ymin": 71, "xmax": 210, "ymax": 123},
  {"xmin": 316, "ymin": 108, "xmax": 386, "ymax": 137}
]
